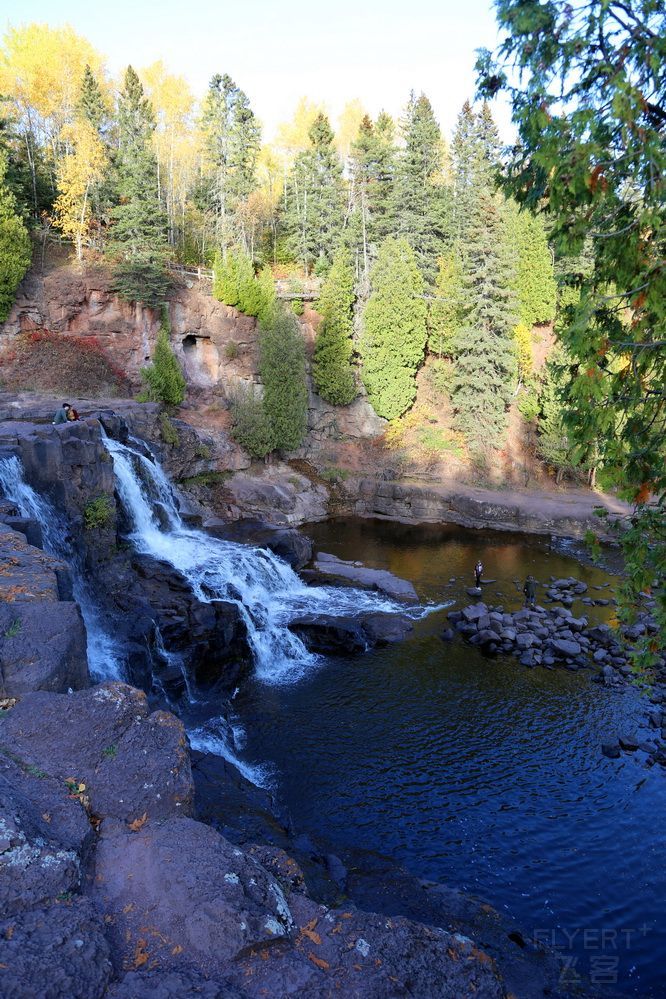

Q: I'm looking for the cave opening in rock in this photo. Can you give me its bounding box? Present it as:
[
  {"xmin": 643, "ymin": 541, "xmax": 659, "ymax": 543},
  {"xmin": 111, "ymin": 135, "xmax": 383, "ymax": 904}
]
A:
[{"xmin": 182, "ymin": 334, "xmax": 198, "ymax": 353}]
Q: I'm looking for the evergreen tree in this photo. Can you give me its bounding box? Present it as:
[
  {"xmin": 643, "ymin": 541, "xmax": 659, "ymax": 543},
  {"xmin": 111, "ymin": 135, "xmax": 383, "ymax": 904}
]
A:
[
  {"xmin": 285, "ymin": 113, "xmax": 345, "ymax": 273},
  {"xmin": 360, "ymin": 237, "xmax": 427, "ymax": 419},
  {"xmin": 77, "ymin": 64, "xmax": 109, "ymax": 135},
  {"xmin": 259, "ymin": 306, "xmax": 308, "ymax": 450},
  {"xmin": 537, "ymin": 346, "xmax": 575, "ymax": 479},
  {"xmin": 428, "ymin": 252, "xmax": 467, "ymax": 357},
  {"xmin": 142, "ymin": 309, "xmax": 186, "ymax": 405},
  {"xmin": 109, "ymin": 66, "xmax": 169, "ymax": 306},
  {"xmin": 349, "ymin": 112, "xmax": 397, "ymax": 276},
  {"xmin": 313, "ymin": 246, "xmax": 357, "ymax": 405},
  {"xmin": 229, "ymin": 385, "xmax": 274, "ymax": 458},
  {"xmin": 452, "ymin": 188, "xmax": 517, "ymax": 448},
  {"xmin": 507, "ymin": 204, "xmax": 556, "ymax": 327},
  {"xmin": 213, "ymin": 249, "xmax": 275, "ymax": 321},
  {"xmin": 0, "ymin": 151, "xmax": 31, "ymax": 321},
  {"xmin": 201, "ymin": 74, "xmax": 260, "ymax": 252},
  {"xmin": 390, "ymin": 93, "xmax": 449, "ymax": 281}
]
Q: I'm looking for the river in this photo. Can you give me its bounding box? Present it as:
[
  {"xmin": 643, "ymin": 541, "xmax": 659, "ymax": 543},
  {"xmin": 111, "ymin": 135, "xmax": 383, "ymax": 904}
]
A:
[{"xmin": 231, "ymin": 518, "xmax": 666, "ymax": 998}]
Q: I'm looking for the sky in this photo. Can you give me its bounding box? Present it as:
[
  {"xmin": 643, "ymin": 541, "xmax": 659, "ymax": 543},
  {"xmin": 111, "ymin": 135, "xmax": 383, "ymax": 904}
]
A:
[{"xmin": 3, "ymin": 0, "xmax": 512, "ymax": 142}]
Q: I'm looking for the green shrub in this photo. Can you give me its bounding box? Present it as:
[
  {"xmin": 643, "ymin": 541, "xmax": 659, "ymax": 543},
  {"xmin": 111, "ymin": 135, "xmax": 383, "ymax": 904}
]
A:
[
  {"xmin": 229, "ymin": 386, "xmax": 275, "ymax": 458},
  {"xmin": 160, "ymin": 413, "xmax": 180, "ymax": 446},
  {"xmin": 290, "ymin": 299, "xmax": 304, "ymax": 316},
  {"xmin": 416, "ymin": 426, "xmax": 464, "ymax": 459},
  {"xmin": 224, "ymin": 341, "xmax": 239, "ymax": 361},
  {"xmin": 141, "ymin": 309, "xmax": 186, "ymax": 406},
  {"xmin": 84, "ymin": 495, "xmax": 113, "ymax": 530},
  {"xmin": 517, "ymin": 382, "xmax": 540, "ymax": 421},
  {"xmin": 424, "ymin": 358, "xmax": 454, "ymax": 399},
  {"xmin": 4, "ymin": 618, "xmax": 21, "ymax": 638},
  {"xmin": 320, "ymin": 466, "xmax": 350, "ymax": 483}
]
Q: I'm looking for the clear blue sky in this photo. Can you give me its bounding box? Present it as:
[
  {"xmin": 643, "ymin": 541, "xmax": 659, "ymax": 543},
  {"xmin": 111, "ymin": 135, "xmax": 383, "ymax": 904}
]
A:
[{"xmin": 3, "ymin": 0, "xmax": 511, "ymax": 141}]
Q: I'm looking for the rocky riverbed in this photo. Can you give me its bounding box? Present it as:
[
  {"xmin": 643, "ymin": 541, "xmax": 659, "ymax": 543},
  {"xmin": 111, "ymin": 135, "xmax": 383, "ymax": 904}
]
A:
[{"xmin": 446, "ymin": 575, "xmax": 666, "ymax": 771}]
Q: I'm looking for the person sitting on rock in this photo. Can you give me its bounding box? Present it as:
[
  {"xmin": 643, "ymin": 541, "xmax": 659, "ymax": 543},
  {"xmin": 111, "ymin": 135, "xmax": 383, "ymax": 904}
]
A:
[
  {"xmin": 474, "ymin": 560, "xmax": 483, "ymax": 587},
  {"xmin": 67, "ymin": 405, "xmax": 80, "ymax": 421},
  {"xmin": 53, "ymin": 403, "xmax": 70, "ymax": 425},
  {"xmin": 523, "ymin": 574, "xmax": 537, "ymax": 607}
]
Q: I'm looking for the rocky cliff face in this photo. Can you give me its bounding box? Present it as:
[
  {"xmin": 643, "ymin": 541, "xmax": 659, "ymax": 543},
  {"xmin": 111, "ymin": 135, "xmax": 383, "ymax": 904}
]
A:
[{"xmin": 1, "ymin": 261, "xmax": 386, "ymax": 457}]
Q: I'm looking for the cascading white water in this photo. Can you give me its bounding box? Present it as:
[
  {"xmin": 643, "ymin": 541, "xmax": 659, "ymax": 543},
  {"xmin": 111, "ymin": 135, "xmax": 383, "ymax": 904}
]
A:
[
  {"xmin": 105, "ymin": 435, "xmax": 419, "ymax": 684},
  {"xmin": 0, "ymin": 455, "xmax": 124, "ymax": 681}
]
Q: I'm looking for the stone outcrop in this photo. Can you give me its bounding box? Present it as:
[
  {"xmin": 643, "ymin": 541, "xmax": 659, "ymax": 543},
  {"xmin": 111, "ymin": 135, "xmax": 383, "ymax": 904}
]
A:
[
  {"xmin": 0, "ymin": 682, "xmax": 513, "ymax": 998},
  {"xmin": 344, "ymin": 477, "xmax": 630, "ymax": 541},
  {"xmin": 0, "ymin": 523, "xmax": 88, "ymax": 696},
  {"xmin": 312, "ymin": 551, "xmax": 419, "ymax": 602},
  {"xmin": 221, "ymin": 464, "xmax": 329, "ymax": 526},
  {"xmin": 0, "ymin": 684, "xmax": 193, "ymax": 824}
]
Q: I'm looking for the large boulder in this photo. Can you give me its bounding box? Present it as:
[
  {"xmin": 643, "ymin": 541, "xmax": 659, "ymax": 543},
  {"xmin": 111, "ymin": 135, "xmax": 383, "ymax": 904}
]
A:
[
  {"xmin": 206, "ymin": 519, "xmax": 314, "ymax": 570},
  {"xmin": 0, "ymin": 684, "xmax": 193, "ymax": 824},
  {"xmin": 87, "ymin": 816, "xmax": 296, "ymax": 976},
  {"xmin": 0, "ymin": 600, "xmax": 88, "ymax": 695},
  {"xmin": 313, "ymin": 552, "xmax": 418, "ymax": 603},
  {"xmin": 102, "ymin": 553, "xmax": 249, "ymax": 692},
  {"xmin": 87, "ymin": 816, "xmax": 504, "ymax": 998}
]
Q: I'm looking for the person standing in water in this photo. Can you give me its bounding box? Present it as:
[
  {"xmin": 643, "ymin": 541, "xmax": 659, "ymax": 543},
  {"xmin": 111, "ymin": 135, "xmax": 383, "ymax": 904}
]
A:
[
  {"xmin": 523, "ymin": 574, "xmax": 537, "ymax": 607},
  {"xmin": 474, "ymin": 560, "xmax": 483, "ymax": 587}
]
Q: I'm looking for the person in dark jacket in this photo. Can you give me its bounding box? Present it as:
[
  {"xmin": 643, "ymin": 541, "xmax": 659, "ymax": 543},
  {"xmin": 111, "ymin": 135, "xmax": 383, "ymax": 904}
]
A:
[
  {"xmin": 53, "ymin": 403, "xmax": 70, "ymax": 425},
  {"xmin": 474, "ymin": 560, "xmax": 483, "ymax": 587},
  {"xmin": 523, "ymin": 574, "xmax": 537, "ymax": 607}
]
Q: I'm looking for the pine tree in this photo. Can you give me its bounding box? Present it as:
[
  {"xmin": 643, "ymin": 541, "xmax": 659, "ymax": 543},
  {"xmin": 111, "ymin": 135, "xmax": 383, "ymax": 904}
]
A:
[
  {"xmin": 506, "ymin": 204, "xmax": 556, "ymax": 327},
  {"xmin": 360, "ymin": 237, "xmax": 428, "ymax": 419},
  {"xmin": 349, "ymin": 112, "xmax": 397, "ymax": 276},
  {"xmin": 537, "ymin": 345, "xmax": 574, "ymax": 479},
  {"xmin": 259, "ymin": 306, "xmax": 308, "ymax": 451},
  {"xmin": 452, "ymin": 188, "xmax": 517, "ymax": 448},
  {"xmin": 428, "ymin": 253, "xmax": 467, "ymax": 357},
  {"xmin": 313, "ymin": 246, "xmax": 357, "ymax": 405},
  {"xmin": 108, "ymin": 66, "xmax": 169, "ymax": 306},
  {"xmin": 285, "ymin": 113, "xmax": 345, "ymax": 273},
  {"xmin": 390, "ymin": 93, "xmax": 449, "ymax": 282},
  {"xmin": 201, "ymin": 74, "xmax": 260, "ymax": 252},
  {"xmin": 0, "ymin": 151, "xmax": 31, "ymax": 321},
  {"xmin": 77, "ymin": 64, "xmax": 109, "ymax": 135},
  {"xmin": 142, "ymin": 309, "xmax": 186, "ymax": 405},
  {"xmin": 213, "ymin": 250, "xmax": 275, "ymax": 321}
]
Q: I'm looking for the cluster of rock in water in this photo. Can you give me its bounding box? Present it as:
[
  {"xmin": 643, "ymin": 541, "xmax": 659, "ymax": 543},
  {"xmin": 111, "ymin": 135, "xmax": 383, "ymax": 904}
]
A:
[{"xmin": 445, "ymin": 576, "xmax": 666, "ymax": 770}]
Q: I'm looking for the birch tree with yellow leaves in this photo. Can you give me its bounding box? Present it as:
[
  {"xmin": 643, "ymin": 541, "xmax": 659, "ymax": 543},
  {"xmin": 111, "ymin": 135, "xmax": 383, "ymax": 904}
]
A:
[{"xmin": 53, "ymin": 119, "xmax": 107, "ymax": 260}]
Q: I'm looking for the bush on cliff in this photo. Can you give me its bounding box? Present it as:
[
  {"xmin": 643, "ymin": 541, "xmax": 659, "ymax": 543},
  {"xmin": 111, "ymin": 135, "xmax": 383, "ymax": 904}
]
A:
[
  {"xmin": 259, "ymin": 305, "xmax": 308, "ymax": 452},
  {"xmin": 141, "ymin": 310, "xmax": 186, "ymax": 406},
  {"xmin": 213, "ymin": 250, "xmax": 275, "ymax": 323},
  {"xmin": 229, "ymin": 385, "xmax": 274, "ymax": 458}
]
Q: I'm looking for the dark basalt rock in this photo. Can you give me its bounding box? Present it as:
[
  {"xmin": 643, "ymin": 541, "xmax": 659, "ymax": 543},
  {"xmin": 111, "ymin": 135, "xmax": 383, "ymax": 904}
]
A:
[
  {"xmin": 0, "ymin": 899, "xmax": 113, "ymax": 999},
  {"xmin": 0, "ymin": 684, "xmax": 193, "ymax": 824},
  {"xmin": 204, "ymin": 517, "xmax": 314, "ymax": 570},
  {"xmin": 289, "ymin": 610, "xmax": 413, "ymax": 654}
]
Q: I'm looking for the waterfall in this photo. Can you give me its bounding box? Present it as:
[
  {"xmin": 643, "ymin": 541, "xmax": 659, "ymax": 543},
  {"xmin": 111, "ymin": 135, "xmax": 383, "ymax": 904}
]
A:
[
  {"xmin": 104, "ymin": 435, "xmax": 414, "ymax": 685},
  {"xmin": 0, "ymin": 455, "xmax": 124, "ymax": 681}
]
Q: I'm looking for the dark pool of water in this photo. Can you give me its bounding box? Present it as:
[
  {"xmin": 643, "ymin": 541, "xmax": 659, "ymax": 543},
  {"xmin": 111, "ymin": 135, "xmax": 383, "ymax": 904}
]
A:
[{"xmin": 234, "ymin": 520, "xmax": 666, "ymax": 998}]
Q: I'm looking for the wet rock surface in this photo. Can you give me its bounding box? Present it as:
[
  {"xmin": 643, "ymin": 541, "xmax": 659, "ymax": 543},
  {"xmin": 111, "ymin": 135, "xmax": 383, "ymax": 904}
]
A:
[{"xmin": 312, "ymin": 551, "xmax": 419, "ymax": 603}]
